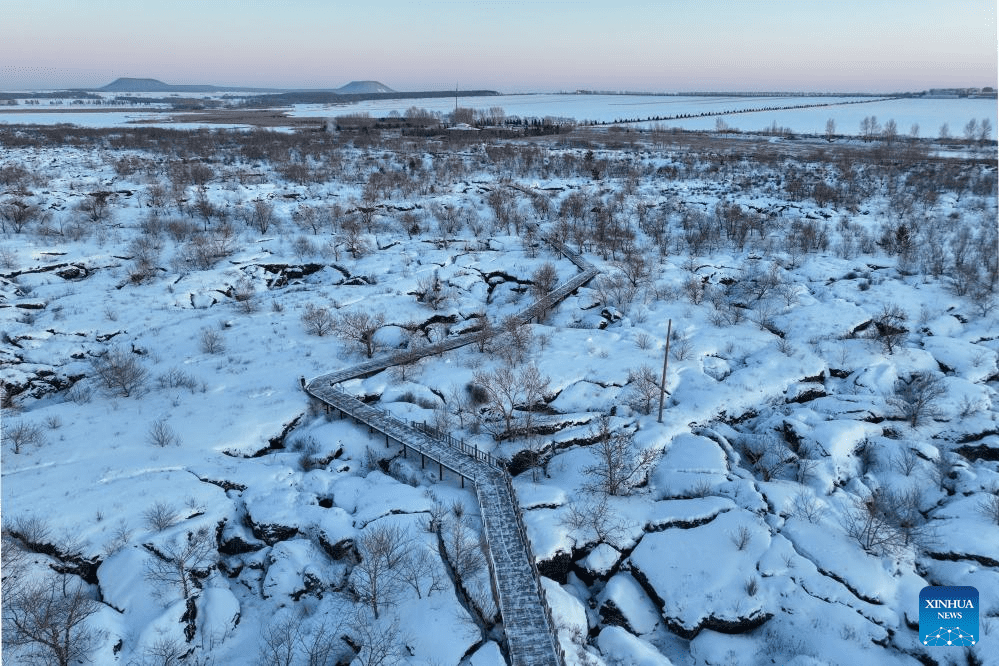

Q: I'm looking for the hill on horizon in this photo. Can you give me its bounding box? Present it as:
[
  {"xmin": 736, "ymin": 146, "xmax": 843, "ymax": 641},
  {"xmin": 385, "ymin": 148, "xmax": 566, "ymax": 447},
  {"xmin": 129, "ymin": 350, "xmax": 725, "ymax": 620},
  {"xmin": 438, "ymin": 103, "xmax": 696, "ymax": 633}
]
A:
[{"xmin": 97, "ymin": 77, "xmax": 395, "ymax": 94}]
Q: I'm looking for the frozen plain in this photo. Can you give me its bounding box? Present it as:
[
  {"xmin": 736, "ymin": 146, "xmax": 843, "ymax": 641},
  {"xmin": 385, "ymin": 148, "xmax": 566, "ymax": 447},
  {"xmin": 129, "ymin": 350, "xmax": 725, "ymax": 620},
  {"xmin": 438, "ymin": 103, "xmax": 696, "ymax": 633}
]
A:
[{"xmin": 1, "ymin": 117, "xmax": 998, "ymax": 666}]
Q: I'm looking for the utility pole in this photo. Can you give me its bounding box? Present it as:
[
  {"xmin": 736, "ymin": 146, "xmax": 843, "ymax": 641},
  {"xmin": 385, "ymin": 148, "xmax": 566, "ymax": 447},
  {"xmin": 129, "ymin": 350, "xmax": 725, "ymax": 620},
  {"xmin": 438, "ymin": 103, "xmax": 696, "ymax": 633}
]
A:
[{"xmin": 657, "ymin": 319, "xmax": 672, "ymax": 423}]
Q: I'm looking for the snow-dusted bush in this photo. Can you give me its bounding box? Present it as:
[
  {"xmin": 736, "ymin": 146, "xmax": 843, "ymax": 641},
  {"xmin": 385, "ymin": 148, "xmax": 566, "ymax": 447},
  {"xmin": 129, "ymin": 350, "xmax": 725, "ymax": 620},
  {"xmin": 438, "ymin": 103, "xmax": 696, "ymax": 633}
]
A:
[
  {"xmin": 88, "ymin": 346, "xmax": 149, "ymax": 398},
  {"xmin": 5, "ymin": 419, "xmax": 45, "ymax": 454}
]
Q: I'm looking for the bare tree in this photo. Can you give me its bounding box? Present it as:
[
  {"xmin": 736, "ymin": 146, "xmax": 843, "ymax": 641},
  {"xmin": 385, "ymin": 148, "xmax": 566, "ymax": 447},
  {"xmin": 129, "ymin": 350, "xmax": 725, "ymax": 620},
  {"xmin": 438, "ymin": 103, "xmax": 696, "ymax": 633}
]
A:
[
  {"xmin": 519, "ymin": 363, "xmax": 551, "ymax": 439},
  {"xmin": 0, "ymin": 198, "xmax": 42, "ymax": 234},
  {"xmin": 2, "ymin": 574, "xmax": 103, "ymax": 666},
  {"xmin": 199, "ymin": 326, "xmax": 225, "ymax": 354},
  {"xmin": 79, "ymin": 191, "xmax": 112, "ymax": 223},
  {"xmin": 977, "ymin": 117, "xmax": 993, "ymax": 147},
  {"xmin": 841, "ymin": 488, "xmax": 918, "ymax": 556},
  {"xmin": 474, "ymin": 312, "xmax": 493, "ymax": 353},
  {"xmin": 963, "ymin": 118, "xmax": 979, "ymax": 144},
  {"xmin": 582, "ymin": 416, "xmax": 656, "ymax": 496},
  {"xmin": 348, "ymin": 612, "xmax": 407, "ymax": 666},
  {"xmin": 625, "ymin": 365, "xmax": 661, "ymax": 415},
  {"xmin": 890, "ymin": 372, "xmax": 947, "ymax": 427},
  {"xmin": 398, "ymin": 544, "xmax": 446, "ymax": 599},
  {"xmin": 350, "ymin": 523, "xmax": 411, "ymax": 619},
  {"xmin": 530, "ymin": 260, "xmax": 559, "ymax": 300},
  {"xmin": 472, "ymin": 364, "xmax": 547, "ymax": 440},
  {"xmin": 416, "ymin": 272, "xmax": 454, "ymax": 311},
  {"xmin": 333, "ymin": 310, "xmax": 386, "ymax": 358},
  {"xmin": 559, "ymin": 494, "xmax": 626, "ymax": 546},
  {"xmin": 742, "ymin": 433, "xmax": 794, "ymax": 481},
  {"xmin": 5, "ymin": 419, "xmax": 45, "ymax": 454},
  {"xmin": 441, "ymin": 507, "xmax": 485, "ymax": 581},
  {"xmin": 301, "ymin": 303, "xmax": 335, "ymax": 336},
  {"xmin": 144, "ymin": 526, "xmax": 217, "ymax": 601},
  {"xmin": 978, "ymin": 488, "xmax": 999, "ymax": 526},
  {"xmin": 824, "ymin": 118, "xmax": 836, "ymax": 142},
  {"xmin": 493, "ymin": 314, "xmax": 533, "ymax": 365},
  {"xmin": 248, "ymin": 200, "xmax": 275, "ymax": 234},
  {"xmin": 871, "ymin": 303, "xmax": 907, "ymax": 355},
  {"xmin": 89, "ymin": 346, "xmax": 149, "ymax": 397},
  {"xmin": 135, "ymin": 636, "xmax": 187, "ymax": 666},
  {"xmin": 147, "ymin": 418, "xmax": 179, "ymax": 448},
  {"xmin": 258, "ymin": 616, "xmax": 299, "ymax": 666}
]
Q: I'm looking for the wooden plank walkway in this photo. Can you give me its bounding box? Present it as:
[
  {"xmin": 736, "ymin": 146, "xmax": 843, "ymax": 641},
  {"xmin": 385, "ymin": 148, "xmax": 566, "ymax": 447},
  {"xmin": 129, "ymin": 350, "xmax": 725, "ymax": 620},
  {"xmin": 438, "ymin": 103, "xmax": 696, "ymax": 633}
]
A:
[{"xmin": 304, "ymin": 235, "xmax": 596, "ymax": 666}]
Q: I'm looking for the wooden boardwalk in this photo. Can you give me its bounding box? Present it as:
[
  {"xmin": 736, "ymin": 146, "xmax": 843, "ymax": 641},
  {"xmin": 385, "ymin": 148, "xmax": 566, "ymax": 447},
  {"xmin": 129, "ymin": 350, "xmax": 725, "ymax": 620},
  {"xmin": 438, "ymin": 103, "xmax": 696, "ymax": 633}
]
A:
[{"xmin": 305, "ymin": 236, "xmax": 596, "ymax": 666}]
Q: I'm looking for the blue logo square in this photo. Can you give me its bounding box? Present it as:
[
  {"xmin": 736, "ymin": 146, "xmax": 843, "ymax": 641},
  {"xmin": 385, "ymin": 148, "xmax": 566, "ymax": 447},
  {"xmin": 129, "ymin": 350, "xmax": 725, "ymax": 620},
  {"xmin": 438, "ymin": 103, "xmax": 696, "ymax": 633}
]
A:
[{"xmin": 919, "ymin": 586, "xmax": 979, "ymax": 647}]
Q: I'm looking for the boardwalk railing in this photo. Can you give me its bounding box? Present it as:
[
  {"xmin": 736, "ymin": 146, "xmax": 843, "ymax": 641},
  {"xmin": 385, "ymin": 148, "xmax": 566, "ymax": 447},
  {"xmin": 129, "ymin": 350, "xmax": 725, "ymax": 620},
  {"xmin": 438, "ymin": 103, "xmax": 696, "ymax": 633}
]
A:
[{"xmin": 412, "ymin": 420, "xmax": 504, "ymax": 470}]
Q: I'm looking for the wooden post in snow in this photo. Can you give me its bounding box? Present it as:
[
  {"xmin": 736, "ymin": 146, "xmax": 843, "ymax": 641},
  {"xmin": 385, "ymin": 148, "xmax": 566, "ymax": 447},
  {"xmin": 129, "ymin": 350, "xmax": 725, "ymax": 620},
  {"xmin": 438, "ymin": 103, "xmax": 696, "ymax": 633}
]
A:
[{"xmin": 658, "ymin": 319, "xmax": 672, "ymax": 424}]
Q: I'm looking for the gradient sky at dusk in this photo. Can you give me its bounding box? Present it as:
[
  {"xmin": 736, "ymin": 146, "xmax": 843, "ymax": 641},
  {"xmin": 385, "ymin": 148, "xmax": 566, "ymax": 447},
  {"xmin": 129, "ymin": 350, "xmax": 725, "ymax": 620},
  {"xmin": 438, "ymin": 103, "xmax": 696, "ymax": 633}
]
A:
[{"xmin": 2, "ymin": 0, "xmax": 995, "ymax": 92}]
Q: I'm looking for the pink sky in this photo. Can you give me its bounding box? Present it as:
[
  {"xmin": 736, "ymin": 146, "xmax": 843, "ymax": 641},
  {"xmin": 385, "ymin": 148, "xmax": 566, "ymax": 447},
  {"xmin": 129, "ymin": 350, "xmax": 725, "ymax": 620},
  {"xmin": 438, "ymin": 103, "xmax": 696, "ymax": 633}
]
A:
[{"xmin": 2, "ymin": 0, "xmax": 995, "ymax": 92}]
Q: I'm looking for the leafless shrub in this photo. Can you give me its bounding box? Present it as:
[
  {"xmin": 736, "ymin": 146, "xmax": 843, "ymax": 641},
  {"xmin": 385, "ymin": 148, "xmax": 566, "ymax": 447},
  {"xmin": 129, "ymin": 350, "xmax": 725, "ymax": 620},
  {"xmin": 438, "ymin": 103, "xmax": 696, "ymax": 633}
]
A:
[
  {"xmin": 199, "ymin": 326, "xmax": 225, "ymax": 354},
  {"xmin": 744, "ymin": 576, "xmax": 759, "ymax": 596},
  {"xmin": 67, "ymin": 382, "xmax": 93, "ymax": 405},
  {"xmin": 5, "ymin": 419, "xmax": 45, "ymax": 454},
  {"xmin": 157, "ymin": 367, "xmax": 201, "ymax": 392},
  {"xmin": 742, "ymin": 433, "xmax": 793, "ymax": 481},
  {"xmin": 730, "ymin": 525, "xmax": 752, "ymax": 551},
  {"xmin": 442, "ymin": 508, "xmax": 485, "ymax": 582},
  {"xmin": 670, "ymin": 332, "xmax": 693, "ymax": 361},
  {"xmin": 136, "ymin": 636, "xmax": 187, "ymax": 666},
  {"xmin": 247, "ymin": 200, "xmax": 275, "ymax": 234},
  {"xmin": 7, "ymin": 515, "xmax": 52, "ymax": 551},
  {"xmin": 333, "ymin": 310, "xmax": 386, "ymax": 358},
  {"xmin": 144, "ymin": 526, "xmax": 217, "ymax": 601},
  {"xmin": 794, "ymin": 457, "xmax": 818, "ymax": 484},
  {"xmin": 142, "ymin": 501, "xmax": 180, "ymax": 532},
  {"xmin": 582, "ymin": 416, "xmax": 656, "ymax": 496},
  {"xmin": 258, "ymin": 616, "xmax": 298, "ymax": 666},
  {"xmin": 624, "ymin": 365, "xmax": 662, "ymax": 415},
  {"xmin": 348, "ymin": 612, "xmax": 407, "ymax": 666},
  {"xmin": 350, "ymin": 523, "xmax": 412, "ymax": 619},
  {"xmin": 790, "ymin": 492, "xmax": 824, "ymax": 524},
  {"xmin": 978, "ymin": 488, "xmax": 999, "ymax": 526},
  {"xmin": 126, "ymin": 235, "xmax": 161, "ymax": 284},
  {"xmin": 231, "ymin": 277, "xmax": 257, "ymax": 313},
  {"xmin": 559, "ymin": 494, "xmax": 626, "ymax": 546},
  {"xmin": 2, "ymin": 573, "xmax": 104, "ymax": 666},
  {"xmin": 101, "ymin": 520, "xmax": 133, "ymax": 558},
  {"xmin": 297, "ymin": 437, "xmax": 325, "ymax": 472},
  {"xmin": 890, "ymin": 372, "xmax": 947, "ymax": 427},
  {"xmin": 301, "ymin": 303, "xmax": 335, "ymax": 336},
  {"xmin": 891, "ymin": 447, "xmax": 920, "ymax": 476},
  {"xmin": 840, "ymin": 488, "xmax": 914, "ymax": 556},
  {"xmin": 415, "ymin": 272, "xmax": 454, "ymax": 311},
  {"xmin": 492, "ymin": 315, "xmax": 533, "ymax": 365},
  {"xmin": 89, "ymin": 346, "xmax": 149, "ymax": 398},
  {"xmin": 0, "ymin": 197, "xmax": 42, "ymax": 234},
  {"xmin": 147, "ymin": 419, "xmax": 179, "ymax": 447},
  {"xmin": 594, "ymin": 273, "xmax": 639, "ymax": 312},
  {"xmin": 633, "ymin": 332, "xmax": 653, "ymax": 350},
  {"xmin": 871, "ymin": 303, "xmax": 907, "ymax": 354},
  {"xmin": 78, "ymin": 191, "xmax": 112, "ymax": 223}
]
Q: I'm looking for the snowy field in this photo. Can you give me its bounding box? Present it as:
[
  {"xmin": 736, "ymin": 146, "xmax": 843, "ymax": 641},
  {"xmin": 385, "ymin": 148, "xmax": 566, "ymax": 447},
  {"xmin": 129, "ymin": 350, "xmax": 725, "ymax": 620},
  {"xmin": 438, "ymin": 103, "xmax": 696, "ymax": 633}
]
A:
[{"xmin": 1, "ymin": 122, "xmax": 997, "ymax": 666}]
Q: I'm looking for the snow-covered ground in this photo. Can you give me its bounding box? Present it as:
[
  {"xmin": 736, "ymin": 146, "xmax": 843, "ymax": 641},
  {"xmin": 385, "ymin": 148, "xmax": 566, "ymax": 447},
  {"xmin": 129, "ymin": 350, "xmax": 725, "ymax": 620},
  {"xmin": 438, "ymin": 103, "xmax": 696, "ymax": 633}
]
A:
[
  {"xmin": 1, "ymin": 122, "xmax": 997, "ymax": 666},
  {"xmin": 2, "ymin": 93, "xmax": 995, "ymax": 140}
]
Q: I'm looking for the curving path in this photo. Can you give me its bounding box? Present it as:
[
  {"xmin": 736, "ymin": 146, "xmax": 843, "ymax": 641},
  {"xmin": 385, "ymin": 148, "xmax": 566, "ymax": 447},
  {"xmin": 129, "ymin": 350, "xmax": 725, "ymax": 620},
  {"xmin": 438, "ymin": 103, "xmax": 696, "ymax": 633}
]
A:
[{"xmin": 305, "ymin": 236, "xmax": 596, "ymax": 666}]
